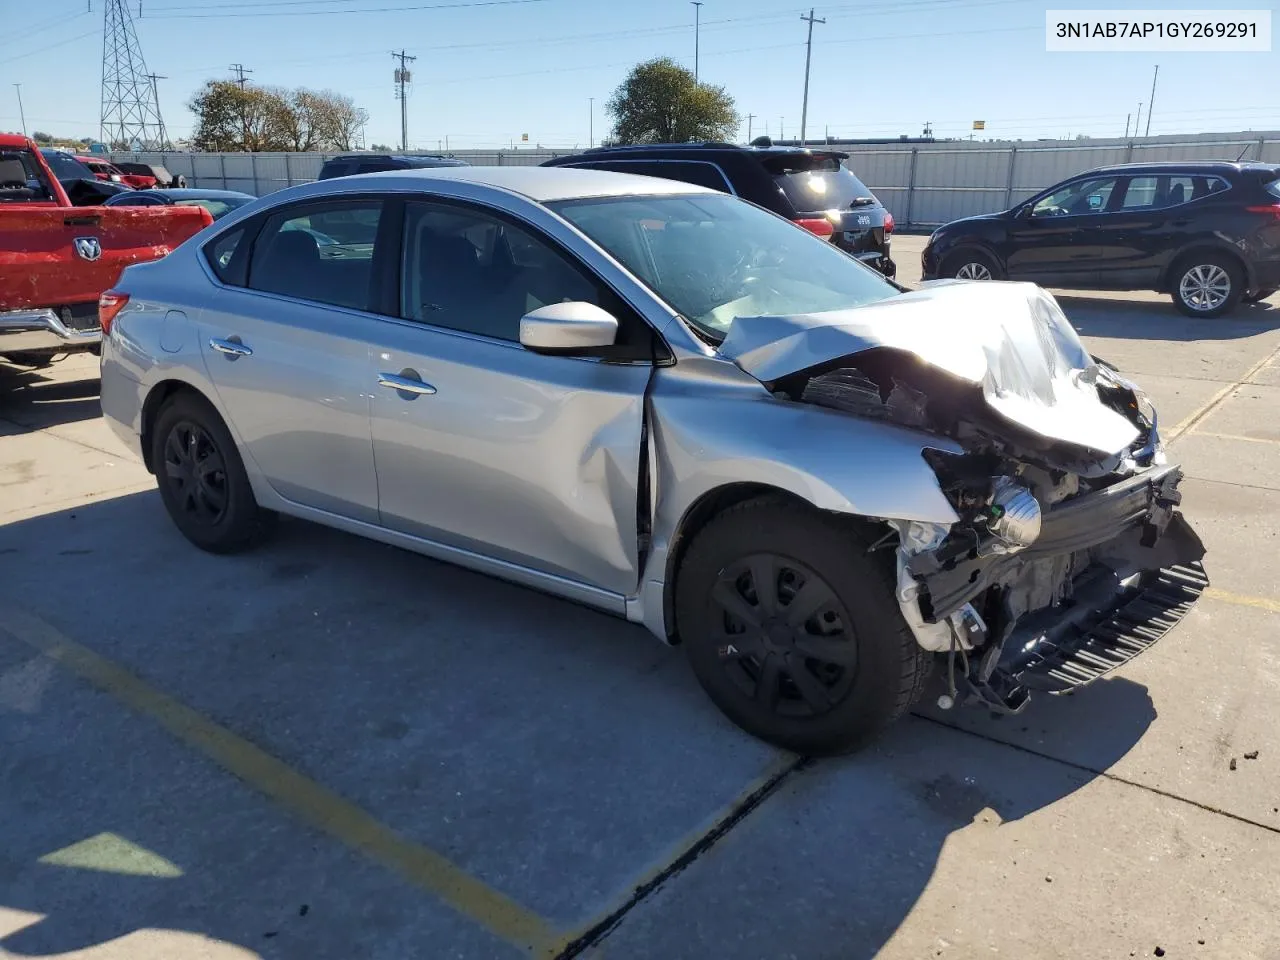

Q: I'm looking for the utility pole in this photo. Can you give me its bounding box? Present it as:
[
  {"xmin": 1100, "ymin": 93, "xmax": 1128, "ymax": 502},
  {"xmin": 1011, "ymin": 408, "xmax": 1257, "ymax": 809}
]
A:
[
  {"xmin": 780, "ymin": 117, "xmax": 784, "ymax": 141},
  {"xmin": 229, "ymin": 63, "xmax": 252, "ymax": 89},
  {"xmin": 588, "ymin": 97, "xmax": 594, "ymax": 148},
  {"xmin": 691, "ymin": 1, "xmax": 703, "ymax": 83},
  {"xmin": 1135, "ymin": 102, "xmax": 1143, "ymax": 138},
  {"xmin": 144, "ymin": 73, "xmax": 169, "ymax": 149},
  {"xmin": 746, "ymin": 113, "xmax": 754, "ymax": 141},
  {"xmin": 13, "ymin": 84, "xmax": 26, "ymax": 138},
  {"xmin": 1124, "ymin": 112, "xmax": 1131, "ymax": 138},
  {"xmin": 1145, "ymin": 64, "xmax": 1158, "ymax": 137},
  {"xmin": 799, "ymin": 8, "xmax": 825, "ymax": 146},
  {"xmin": 393, "ymin": 49, "xmax": 416, "ymax": 152}
]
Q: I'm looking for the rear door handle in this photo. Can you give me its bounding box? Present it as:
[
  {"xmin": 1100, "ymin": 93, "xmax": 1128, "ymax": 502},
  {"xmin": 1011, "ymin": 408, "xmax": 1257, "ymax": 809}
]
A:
[
  {"xmin": 209, "ymin": 336, "xmax": 252, "ymax": 358},
  {"xmin": 377, "ymin": 371, "xmax": 437, "ymax": 396}
]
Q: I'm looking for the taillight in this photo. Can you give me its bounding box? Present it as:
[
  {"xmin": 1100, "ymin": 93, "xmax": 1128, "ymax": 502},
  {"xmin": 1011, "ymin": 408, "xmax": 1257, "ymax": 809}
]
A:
[
  {"xmin": 99, "ymin": 290, "xmax": 130, "ymax": 337},
  {"xmin": 883, "ymin": 212, "xmax": 895, "ymax": 234},
  {"xmin": 1245, "ymin": 203, "xmax": 1280, "ymax": 221},
  {"xmin": 794, "ymin": 217, "xmax": 834, "ymax": 240}
]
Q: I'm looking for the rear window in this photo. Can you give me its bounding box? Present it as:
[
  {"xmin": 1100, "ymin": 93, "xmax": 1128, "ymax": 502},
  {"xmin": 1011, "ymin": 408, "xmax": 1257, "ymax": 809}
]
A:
[
  {"xmin": 0, "ymin": 149, "xmax": 56, "ymax": 202},
  {"xmin": 761, "ymin": 154, "xmax": 877, "ymax": 214},
  {"xmin": 1267, "ymin": 179, "xmax": 1280, "ymax": 200},
  {"xmin": 40, "ymin": 150, "xmax": 93, "ymax": 182}
]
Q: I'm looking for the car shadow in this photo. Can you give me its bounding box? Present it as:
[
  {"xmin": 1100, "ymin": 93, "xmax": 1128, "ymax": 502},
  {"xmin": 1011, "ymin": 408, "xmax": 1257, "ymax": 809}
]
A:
[
  {"xmin": 1056, "ymin": 293, "xmax": 1280, "ymax": 341},
  {"xmin": 0, "ymin": 492, "xmax": 1159, "ymax": 960},
  {"xmin": 0, "ymin": 362, "xmax": 102, "ymax": 430}
]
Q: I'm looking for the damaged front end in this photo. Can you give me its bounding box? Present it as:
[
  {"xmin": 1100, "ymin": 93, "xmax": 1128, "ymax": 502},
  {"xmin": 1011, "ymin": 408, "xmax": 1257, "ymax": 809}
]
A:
[{"xmin": 722, "ymin": 281, "xmax": 1208, "ymax": 715}]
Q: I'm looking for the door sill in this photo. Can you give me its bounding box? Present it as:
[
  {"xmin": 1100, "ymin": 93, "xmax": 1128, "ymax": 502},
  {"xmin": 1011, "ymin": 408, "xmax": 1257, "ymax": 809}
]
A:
[{"xmin": 283, "ymin": 501, "xmax": 630, "ymax": 618}]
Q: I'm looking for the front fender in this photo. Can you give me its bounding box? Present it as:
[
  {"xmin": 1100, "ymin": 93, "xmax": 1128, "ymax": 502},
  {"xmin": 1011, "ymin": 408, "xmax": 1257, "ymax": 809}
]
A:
[{"xmin": 628, "ymin": 360, "xmax": 961, "ymax": 639}]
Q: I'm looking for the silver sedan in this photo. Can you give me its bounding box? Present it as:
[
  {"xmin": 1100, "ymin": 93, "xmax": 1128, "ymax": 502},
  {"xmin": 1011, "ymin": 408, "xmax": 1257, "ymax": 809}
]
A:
[{"xmin": 99, "ymin": 166, "xmax": 1207, "ymax": 753}]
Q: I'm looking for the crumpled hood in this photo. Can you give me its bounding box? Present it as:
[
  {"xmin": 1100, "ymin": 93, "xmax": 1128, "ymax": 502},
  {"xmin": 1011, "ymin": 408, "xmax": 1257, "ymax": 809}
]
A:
[{"xmin": 718, "ymin": 279, "xmax": 1141, "ymax": 456}]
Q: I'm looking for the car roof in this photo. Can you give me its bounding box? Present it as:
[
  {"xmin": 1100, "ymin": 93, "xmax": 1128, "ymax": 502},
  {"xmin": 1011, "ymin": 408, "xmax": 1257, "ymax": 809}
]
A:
[
  {"xmin": 324, "ymin": 153, "xmax": 468, "ymax": 166},
  {"xmin": 142, "ymin": 188, "xmax": 254, "ymax": 200},
  {"xmin": 1081, "ymin": 160, "xmax": 1280, "ymax": 176},
  {"xmin": 311, "ymin": 165, "xmax": 718, "ymax": 202},
  {"xmin": 565, "ymin": 142, "xmax": 850, "ymax": 162}
]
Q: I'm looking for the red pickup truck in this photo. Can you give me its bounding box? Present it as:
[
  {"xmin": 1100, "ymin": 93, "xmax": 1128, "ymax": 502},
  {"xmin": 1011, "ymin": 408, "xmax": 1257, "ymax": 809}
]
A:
[{"xmin": 1, "ymin": 134, "xmax": 212, "ymax": 368}]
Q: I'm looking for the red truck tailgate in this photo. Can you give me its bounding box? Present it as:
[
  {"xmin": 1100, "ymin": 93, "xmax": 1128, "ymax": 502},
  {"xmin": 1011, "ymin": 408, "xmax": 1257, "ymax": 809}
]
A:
[{"xmin": 0, "ymin": 205, "xmax": 210, "ymax": 310}]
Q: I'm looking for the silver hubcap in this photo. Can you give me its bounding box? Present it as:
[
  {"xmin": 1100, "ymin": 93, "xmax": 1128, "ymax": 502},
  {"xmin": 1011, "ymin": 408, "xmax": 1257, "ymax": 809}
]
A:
[
  {"xmin": 1179, "ymin": 264, "xmax": 1231, "ymax": 312},
  {"xmin": 955, "ymin": 261, "xmax": 993, "ymax": 281}
]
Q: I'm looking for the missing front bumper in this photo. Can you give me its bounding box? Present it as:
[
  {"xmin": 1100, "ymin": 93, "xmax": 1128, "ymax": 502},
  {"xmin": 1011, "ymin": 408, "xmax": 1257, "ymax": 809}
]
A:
[{"xmin": 954, "ymin": 512, "xmax": 1207, "ymax": 714}]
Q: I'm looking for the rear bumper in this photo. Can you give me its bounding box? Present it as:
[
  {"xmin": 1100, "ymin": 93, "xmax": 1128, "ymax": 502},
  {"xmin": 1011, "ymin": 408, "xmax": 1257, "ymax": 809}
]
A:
[
  {"xmin": 0, "ymin": 306, "xmax": 101, "ymax": 354},
  {"xmin": 1251, "ymin": 256, "xmax": 1280, "ymax": 290}
]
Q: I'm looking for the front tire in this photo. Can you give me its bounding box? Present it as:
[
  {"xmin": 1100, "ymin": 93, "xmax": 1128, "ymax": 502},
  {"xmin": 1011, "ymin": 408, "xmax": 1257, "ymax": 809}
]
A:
[
  {"xmin": 675, "ymin": 498, "xmax": 931, "ymax": 755},
  {"xmin": 151, "ymin": 392, "xmax": 275, "ymax": 553},
  {"xmin": 1170, "ymin": 253, "xmax": 1243, "ymax": 318},
  {"xmin": 940, "ymin": 248, "xmax": 1003, "ymax": 282}
]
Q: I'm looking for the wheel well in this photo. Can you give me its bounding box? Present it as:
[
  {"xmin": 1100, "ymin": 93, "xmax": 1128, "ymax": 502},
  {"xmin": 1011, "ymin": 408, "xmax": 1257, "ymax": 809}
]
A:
[
  {"xmin": 661, "ymin": 483, "xmax": 890, "ymax": 643},
  {"xmin": 1159, "ymin": 245, "xmax": 1252, "ymax": 293},
  {"xmin": 138, "ymin": 380, "xmax": 206, "ymax": 473}
]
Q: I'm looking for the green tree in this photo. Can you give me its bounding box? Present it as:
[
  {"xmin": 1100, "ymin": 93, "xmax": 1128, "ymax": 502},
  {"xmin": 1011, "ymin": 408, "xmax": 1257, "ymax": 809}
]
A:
[
  {"xmin": 605, "ymin": 57, "xmax": 738, "ymax": 145},
  {"xmin": 188, "ymin": 80, "xmax": 289, "ymax": 152},
  {"xmin": 30, "ymin": 130, "xmax": 53, "ymax": 145}
]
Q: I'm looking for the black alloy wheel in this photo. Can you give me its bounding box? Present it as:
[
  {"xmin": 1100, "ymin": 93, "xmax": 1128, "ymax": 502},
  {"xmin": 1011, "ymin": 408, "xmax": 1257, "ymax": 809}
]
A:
[
  {"xmin": 676, "ymin": 497, "xmax": 932, "ymax": 755},
  {"xmin": 709, "ymin": 554, "xmax": 858, "ymax": 718},
  {"xmin": 151, "ymin": 391, "xmax": 275, "ymax": 553},
  {"xmin": 162, "ymin": 420, "xmax": 229, "ymax": 526}
]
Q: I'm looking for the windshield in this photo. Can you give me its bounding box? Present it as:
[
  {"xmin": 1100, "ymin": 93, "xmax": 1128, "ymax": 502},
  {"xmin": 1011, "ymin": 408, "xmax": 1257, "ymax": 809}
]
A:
[
  {"xmin": 41, "ymin": 151, "xmax": 93, "ymax": 181},
  {"xmin": 548, "ymin": 193, "xmax": 898, "ymax": 342},
  {"xmin": 762, "ymin": 154, "xmax": 877, "ymax": 213}
]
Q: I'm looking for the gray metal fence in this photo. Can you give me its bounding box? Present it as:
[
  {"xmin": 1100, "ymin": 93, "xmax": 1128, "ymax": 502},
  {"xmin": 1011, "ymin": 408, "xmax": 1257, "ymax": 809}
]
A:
[{"xmin": 110, "ymin": 130, "xmax": 1279, "ymax": 227}]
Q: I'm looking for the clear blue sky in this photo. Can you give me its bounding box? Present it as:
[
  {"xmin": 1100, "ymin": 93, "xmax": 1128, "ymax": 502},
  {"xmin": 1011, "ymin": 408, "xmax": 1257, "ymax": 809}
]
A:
[{"xmin": 1, "ymin": 0, "xmax": 1276, "ymax": 149}]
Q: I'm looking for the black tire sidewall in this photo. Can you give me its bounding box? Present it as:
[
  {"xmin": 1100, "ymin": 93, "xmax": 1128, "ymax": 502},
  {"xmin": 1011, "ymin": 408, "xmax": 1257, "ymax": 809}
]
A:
[
  {"xmin": 1171, "ymin": 254, "xmax": 1244, "ymax": 318},
  {"xmin": 676, "ymin": 502, "xmax": 922, "ymax": 755},
  {"xmin": 151, "ymin": 392, "xmax": 265, "ymax": 553}
]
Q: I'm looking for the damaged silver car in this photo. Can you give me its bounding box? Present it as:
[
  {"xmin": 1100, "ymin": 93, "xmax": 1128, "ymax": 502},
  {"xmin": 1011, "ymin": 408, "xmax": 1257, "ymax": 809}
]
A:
[{"xmin": 99, "ymin": 167, "xmax": 1208, "ymax": 754}]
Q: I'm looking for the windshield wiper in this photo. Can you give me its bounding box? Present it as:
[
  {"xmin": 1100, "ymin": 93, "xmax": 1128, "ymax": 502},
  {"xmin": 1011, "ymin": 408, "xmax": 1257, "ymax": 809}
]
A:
[{"xmin": 848, "ymin": 196, "xmax": 876, "ymax": 207}]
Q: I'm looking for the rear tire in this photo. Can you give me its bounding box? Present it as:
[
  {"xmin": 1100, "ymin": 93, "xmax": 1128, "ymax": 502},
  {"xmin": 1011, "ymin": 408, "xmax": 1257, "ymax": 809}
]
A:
[
  {"xmin": 940, "ymin": 248, "xmax": 1003, "ymax": 282},
  {"xmin": 1170, "ymin": 253, "xmax": 1244, "ymax": 318},
  {"xmin": 675, "ymin": 497, "xmax": 931, "ymax": 755},
  {"xmin": 151, "ymin": 391, "xmax": 275, "ymax": 553}
]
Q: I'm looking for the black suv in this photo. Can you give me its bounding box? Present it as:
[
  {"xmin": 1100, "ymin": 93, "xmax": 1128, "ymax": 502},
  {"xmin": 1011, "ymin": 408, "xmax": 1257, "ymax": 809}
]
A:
[
  {"xmin": 542, "ymin": 142, "xmax": 896, "ymax": 278},
  {"xmin": 318, "ymin": 153, "xmax": 469, "ymax": 180},
  {"xmin": 922, "ymin": 161, "xmax": 1280, "ymax": 318}
]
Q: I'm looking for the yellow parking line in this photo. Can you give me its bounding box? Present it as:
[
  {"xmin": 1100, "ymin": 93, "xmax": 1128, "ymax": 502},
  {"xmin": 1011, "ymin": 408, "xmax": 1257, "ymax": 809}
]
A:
[
  {"xmin": 1203, "ymin": 588, "xmax": 1280, "ymax": 615},
  {"xmin": 0, "ymin": 605, "xmax": 558, "ymax": 957}
]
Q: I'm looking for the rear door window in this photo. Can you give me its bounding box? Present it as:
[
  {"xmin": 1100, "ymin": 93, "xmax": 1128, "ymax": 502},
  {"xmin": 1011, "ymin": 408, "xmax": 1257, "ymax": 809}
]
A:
[
  {"xmin": 248, "ymin": 201, "xmax": 383, "ymax": 310},
  {"xmin": 761, "ymin": 154, "xmax": 877, "ymax": 214}
]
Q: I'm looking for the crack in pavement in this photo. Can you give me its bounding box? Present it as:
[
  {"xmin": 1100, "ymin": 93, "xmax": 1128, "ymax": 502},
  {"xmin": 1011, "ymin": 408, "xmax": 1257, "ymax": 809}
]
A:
[
  {"xmin": 552, "ymin": 754, "xmax": 809, "ymax": 959},
  {"xmin": 913, "ymin": 713, "xmax": 1280, "ymax": 837}
]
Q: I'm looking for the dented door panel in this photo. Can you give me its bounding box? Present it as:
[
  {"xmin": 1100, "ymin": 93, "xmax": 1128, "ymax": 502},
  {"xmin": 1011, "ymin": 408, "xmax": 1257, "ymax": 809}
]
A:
[{"xmin": 368, "ymin": 320, "xmax": 650, "ymax": 597}]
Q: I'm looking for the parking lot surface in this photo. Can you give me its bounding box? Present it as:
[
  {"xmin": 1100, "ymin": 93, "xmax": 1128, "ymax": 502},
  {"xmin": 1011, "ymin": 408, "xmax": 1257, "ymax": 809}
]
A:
[{"xmin": 3, "ymin": 234, "xmax": 1279, "ymax": 959}]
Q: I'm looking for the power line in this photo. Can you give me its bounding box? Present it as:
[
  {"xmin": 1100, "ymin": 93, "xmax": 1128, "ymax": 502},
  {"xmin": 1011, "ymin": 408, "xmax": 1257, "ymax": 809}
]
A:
[
  {"xmin": 0, "ymin": 28, "xmax": 99, "ymax": 67},
  {"xmin": 144, "ymin": 0, "xmax": 551, "ymax": 19}
]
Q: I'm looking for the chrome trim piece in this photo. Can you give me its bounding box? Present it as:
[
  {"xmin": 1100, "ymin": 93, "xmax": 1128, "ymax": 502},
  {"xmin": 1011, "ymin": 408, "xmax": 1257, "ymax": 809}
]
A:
[
  {"xmin": 0, "ymin": 308, "xmax": 102, "ymax": 352},
  {"xmin": 377, "ymin": 372, "xmax": 437, "ymax": 395}
]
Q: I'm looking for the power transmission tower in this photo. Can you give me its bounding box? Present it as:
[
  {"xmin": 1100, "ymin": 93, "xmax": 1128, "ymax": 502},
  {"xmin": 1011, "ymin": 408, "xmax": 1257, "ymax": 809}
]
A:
[
  {"xmin": 799, "ymin": 8, "xmax": 825, "ymax": 147},
  {"xmin": 100, "ymin": 0, "xmax": 171, "ymax": 150},
  {"xmin": 229, "ymin": 63, "xmax": 253, "ymax": 89},
  {"xmin": 393, "ymin": 50, "xmax": 416, "ymax": 152}
]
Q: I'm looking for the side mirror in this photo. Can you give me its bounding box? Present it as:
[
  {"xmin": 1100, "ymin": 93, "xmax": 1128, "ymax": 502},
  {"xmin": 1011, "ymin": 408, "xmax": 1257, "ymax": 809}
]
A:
[
  {"xmin": 1015, "ymin": 203, "xmax": 1033, "ymax": 220},
  {"xmin": 519, "ymin": 301, "xmax": 618, "ymax": 355}
]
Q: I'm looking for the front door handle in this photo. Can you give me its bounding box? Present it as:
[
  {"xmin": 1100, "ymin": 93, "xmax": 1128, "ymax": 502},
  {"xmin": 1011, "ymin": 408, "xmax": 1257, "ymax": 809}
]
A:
[
  {"xmin": 377, "ymin": 371, "xmax": 437, "ymax": 396},
  {"xmin": 209, "ymin": 336, "xmax": 252, "ymax": 358}
]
